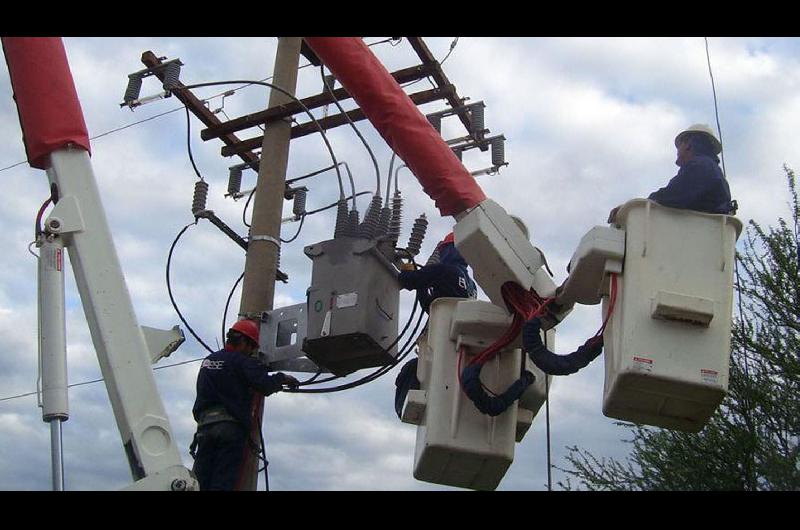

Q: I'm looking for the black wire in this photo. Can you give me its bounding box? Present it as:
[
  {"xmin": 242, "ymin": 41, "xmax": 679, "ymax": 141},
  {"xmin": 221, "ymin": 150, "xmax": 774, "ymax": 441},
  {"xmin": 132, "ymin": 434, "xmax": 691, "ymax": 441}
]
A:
[
  {"xmin": 285, "ymin": 164, "xmax": 337, "ymax": 185},
  {"xmin": 704, "ymin": 37, "xmax": 727, "ymax": 179},
  {"xmin": 0, "ymin": 356, "xmax": 210, "ymax": 403},
  {"xmin": 256, "ymin": 411, "xmax": 269, "ymax": 491},
  {"xmin": 544, "ymin": 332, "xmax": 552, "ymax": 492},
  {"xmin": 299, "ymin": 371, "xmax": 323, "ymax": 385},
  {"xmin": 177, "ymin": 81, "xmax": 343, "ymax": 191},
  {"xmin": 320, "ymin": 65, "xmax": 382, "ymax": 196},
  {"xmin": 222, "ymin": 272, "xmax": 245, "ymax": 346},
  {"xmin": 304, "ymin": 192, "xmax": 371, "ymax": 216},
  {"xmin": 242, "ymin": 188, "xmax": 255, "ymax": 228},
  {"xmin": 289, "ymin": 295, "xmax": 426, "ymax": 394},
  {"xmin": 439, "ymin": 37, "xmax": 459, "ymax": 66},
  {"xmin": 185, "ymin": 107, "xmax": 206, "ymax": 182},
  {"xmin": 280, "ymin": 214, "xmax": 305, "ymax": 244},
  {"xmin": 291, "ymin": 297, "xmax": 419, "ymax": 391},
  {"xmin": 166, "ymin": 222, "xmax": 215, "ymax": 354}
]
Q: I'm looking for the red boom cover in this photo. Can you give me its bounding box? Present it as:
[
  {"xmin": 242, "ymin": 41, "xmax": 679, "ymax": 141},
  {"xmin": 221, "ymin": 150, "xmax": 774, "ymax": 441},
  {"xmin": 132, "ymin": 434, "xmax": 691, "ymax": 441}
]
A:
[
  {"xmin": 2, "ymin": 37, "xmax": 91, "ymax": 170},
  {"xmin": 304, "ymin": 37, "xmax": 486, "ymax": 217}
]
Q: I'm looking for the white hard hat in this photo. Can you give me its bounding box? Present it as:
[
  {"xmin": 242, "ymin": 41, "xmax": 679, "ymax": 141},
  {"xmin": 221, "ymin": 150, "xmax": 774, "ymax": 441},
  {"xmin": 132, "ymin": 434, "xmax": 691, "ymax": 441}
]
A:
[{"xmin": 675, "ymin": 124, "xmax": 722, "ymax": 154}]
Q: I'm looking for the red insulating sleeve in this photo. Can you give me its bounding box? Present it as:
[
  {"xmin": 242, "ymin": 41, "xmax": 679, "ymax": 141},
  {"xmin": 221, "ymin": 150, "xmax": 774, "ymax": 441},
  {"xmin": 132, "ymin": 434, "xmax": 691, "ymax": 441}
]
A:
[
  {"xmin": 2, "ymin": 37, "xmax": 91, "ymax": 170},
  {"xmin": 304, "ymin": 37, "xmax": 486, "ymax": 217}
]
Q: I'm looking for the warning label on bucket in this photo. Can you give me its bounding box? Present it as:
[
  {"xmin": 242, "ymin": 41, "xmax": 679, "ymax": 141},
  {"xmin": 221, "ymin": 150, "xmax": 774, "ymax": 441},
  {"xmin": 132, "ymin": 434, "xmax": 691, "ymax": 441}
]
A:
[
  {"xmin": 701, "ymin": 369, "xmax": 719, "ymax": 384},
  {"xmin": 632, "ymin": 356, "xmax": 654, "ymax": 372}
]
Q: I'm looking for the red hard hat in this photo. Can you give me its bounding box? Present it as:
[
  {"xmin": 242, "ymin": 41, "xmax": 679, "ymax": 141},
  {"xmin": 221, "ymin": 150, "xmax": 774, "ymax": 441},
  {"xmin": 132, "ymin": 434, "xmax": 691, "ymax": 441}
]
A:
[{"xmin": 230, "ymin": 319, "xmax": 260, "ymax": 344}]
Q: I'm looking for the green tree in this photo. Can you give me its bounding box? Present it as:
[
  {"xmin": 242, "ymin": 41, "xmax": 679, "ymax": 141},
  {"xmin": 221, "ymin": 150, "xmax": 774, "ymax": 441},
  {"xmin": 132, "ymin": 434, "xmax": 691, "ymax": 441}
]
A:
[{"xmin": 559, "ymin": 166, "xmax": 800, "ymax": 491}]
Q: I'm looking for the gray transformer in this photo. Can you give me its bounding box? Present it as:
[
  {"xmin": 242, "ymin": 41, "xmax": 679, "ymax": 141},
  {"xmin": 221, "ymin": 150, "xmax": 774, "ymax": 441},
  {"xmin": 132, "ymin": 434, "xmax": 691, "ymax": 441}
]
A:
[{"xmin": 303, "ymin": 237, "xmax": 401, "ymax": 376}]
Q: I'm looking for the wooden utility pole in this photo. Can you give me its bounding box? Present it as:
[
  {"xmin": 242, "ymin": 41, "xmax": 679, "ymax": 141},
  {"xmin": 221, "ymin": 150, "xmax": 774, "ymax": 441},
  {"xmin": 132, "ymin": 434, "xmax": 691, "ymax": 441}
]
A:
[{"xmin": 237, "ymin": 36, "xmax": 302, "ymax": 491}]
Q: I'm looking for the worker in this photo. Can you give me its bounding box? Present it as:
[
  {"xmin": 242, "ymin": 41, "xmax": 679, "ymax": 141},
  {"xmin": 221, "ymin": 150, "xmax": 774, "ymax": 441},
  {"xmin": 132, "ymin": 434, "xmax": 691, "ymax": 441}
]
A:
[
  {"xmin": 394, "ymin": 233, "xmax": 478, "ymax": 419},
  {"xmin": 190, "ymin": 319, "xmax": 299, "ymax": 490},
  {"xmin": 609, "ymin": 124, "xmax": 734, "ymax": 223},
  {"xmin": 397, "ymin": 232, "xmax": 478, "ymax": 314}
]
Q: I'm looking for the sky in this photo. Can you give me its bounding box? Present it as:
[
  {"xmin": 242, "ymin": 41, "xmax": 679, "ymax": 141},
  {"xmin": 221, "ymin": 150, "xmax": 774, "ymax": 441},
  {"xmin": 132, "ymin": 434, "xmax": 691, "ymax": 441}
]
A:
[{"xmin": 1, "ymin": 36, "xmax": 799, "ymax": 491}]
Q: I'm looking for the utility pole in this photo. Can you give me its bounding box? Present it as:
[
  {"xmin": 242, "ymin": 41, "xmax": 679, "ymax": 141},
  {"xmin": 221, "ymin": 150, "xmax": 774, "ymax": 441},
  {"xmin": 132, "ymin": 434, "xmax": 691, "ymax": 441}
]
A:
[{"xmin": 236, "ymin": 37, "xmax": 302, "ymax": 491}]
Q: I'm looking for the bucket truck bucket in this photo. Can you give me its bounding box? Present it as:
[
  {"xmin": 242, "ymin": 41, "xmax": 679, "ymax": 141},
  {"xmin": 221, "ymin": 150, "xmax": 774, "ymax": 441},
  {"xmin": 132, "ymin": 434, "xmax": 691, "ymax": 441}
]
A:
[
  {"xmin": 602, "ymin": 199, "xmax": 743, "ymax": 432},
  {"xmin": 406, "ymin": 298, "xmax": 548, "ymax": 490}
]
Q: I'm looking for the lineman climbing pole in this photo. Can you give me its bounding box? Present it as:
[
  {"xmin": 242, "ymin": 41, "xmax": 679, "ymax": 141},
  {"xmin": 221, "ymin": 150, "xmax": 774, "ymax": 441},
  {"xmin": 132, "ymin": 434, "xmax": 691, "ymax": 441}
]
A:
[{"xmin": 236, "ymin": 37, "xmax": 302, "ymax": 491}]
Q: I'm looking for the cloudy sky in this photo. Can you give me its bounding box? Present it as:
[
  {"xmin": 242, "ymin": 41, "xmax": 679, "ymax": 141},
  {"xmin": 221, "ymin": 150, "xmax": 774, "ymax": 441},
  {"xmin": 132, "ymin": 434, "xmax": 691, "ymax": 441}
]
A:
[{"xmin": 1, "ymin": 36, "xmax": 799, "ymax": 491}]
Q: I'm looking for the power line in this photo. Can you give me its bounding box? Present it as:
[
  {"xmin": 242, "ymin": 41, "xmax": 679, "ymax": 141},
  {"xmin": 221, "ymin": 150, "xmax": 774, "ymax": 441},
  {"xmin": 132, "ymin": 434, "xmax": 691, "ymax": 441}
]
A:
[
  {"xmin": 1, "ymin": 38, "xmax": 405, "ymax": 175},
  {"xmin": 704, "ymin": 37, "xmax": 727, "ymax": 178},
  {"xmin": 0, "ymin": 105, "xmax": 186, "ymax": 174},
  {"xmin": 0, "ymin": 355, "xmax": 206, "ymax": 404}
]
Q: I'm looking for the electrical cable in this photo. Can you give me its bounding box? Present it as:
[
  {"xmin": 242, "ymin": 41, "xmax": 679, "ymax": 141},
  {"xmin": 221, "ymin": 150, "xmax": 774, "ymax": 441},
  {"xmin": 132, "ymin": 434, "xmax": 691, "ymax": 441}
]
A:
[
  {"xmin": 0, "ymin": 56, "xmax": 326, "ymax": 176},
  {"xmin": 704, "ymin": 37, "xmax": 727, "ymax": 178},
  {"xmin": 166, "ymin": 222, "xmax": 215, "ymax": 354},
  {"xmin": 280, "ymin": 214, "xmax": 305, "ymax": 244},
  {"xmin": 304, "ymin": 192, "xmax": 370, "ymax": 216},
  {"xmin": 289, "ymin": 294, "xmax": 425, "ymax": 393},
  {"xmin": 439, "ymin": 37, "xmax": 460, "ymax": 66},
  {"xmin": 400, "ymin": 37, "xmax": 459, "ymax": 91},
  {"xmin": 222, "ymin": 272, "xmax": 245, "ymax": 346},
  {"xmin": 0, "ymin": 355, "xmax": 208, "ymax": 403},
  {"xmin": 185, "ymin": 106, "xmax": 206, "ymax": 182},
  {"xmin": 35, "ymin": 197, "xmax": 52, "ymax": 236},
  {"xmin": 242, "ymin": 188, "xmax": 255, "ymax": 228},
  {"xmin": 544, "ymin": 332, "xmax": 552, "ymax": 492},
  {"xmin": 320, "ymin": 66, "xmax": 381, "ymax": 196},
  {"xmin": 177, "ymin": 80, "xmax": 343, "ymax": 190},
  {"xmin": 256, "ymin": 411, "xmax": 269, "ymax": 491}
]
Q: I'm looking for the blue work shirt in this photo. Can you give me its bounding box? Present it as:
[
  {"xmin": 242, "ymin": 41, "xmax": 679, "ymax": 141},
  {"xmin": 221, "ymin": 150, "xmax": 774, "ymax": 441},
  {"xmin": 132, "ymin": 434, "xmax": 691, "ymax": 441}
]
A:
[
  {"xmin": 192, "ymin": 348, "xmax": 286, "ymax": 430},
  {"xmin": 398, "ymin": 243, "xmax": 477, "ymax": 313},
  {"xmin": 648, "ymin": 154, "xmax": 733, "ymax": 214}
]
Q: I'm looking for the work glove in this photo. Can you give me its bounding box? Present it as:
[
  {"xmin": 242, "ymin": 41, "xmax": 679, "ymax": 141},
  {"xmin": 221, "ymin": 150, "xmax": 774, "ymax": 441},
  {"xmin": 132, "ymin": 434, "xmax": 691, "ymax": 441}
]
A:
[{"xmin": 280, "ymin": 373, "xmax": 300, "ymax": 390}]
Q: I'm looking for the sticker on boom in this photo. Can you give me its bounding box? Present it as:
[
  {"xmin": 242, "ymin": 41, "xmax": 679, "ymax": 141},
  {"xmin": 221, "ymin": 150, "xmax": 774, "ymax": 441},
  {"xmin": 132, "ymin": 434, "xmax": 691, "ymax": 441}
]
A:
[
  {"xmin": 632, "ymin": 356, "xmax": 654, "ymax": 372},
  {"xmin": 701, "ymin": 369, "xmax": 719, "ymax": 384}
]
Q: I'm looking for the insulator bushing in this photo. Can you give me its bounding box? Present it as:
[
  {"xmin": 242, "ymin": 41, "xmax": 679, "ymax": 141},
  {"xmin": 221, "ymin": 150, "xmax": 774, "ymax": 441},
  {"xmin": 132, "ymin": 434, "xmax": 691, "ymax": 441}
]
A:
[
  {"xmin": 377, "ymin": 206, "xmax": 391, "ymax": 237},
  {"xmin": 406, "ymin": 213, "xmax": 428, "ymax": 257},
  {"xmin": 334, "ymin": 199, "xmax": 349, "ymax": 239},
  {"xmin": 227, "ymin": 166, "xmax": 243, "ymax": 196},
  {"xmin": 162, "ymin": 62, "xmax": 181, "ymax": 92},
  {"xmin": 124, "ymin": 75, "xmax": 143, "ymax": 104},
  {"xmin": 470, "ymin": 104, "xmax": 485, "ymax": 134},
  {"xmin": 389, "ymin": 190, "xmax": 403, "ymax": 244},
  {"xmin": 359, "ymin": 194, "xmax": 382, "ymax": 239},
  {"xmin": 427, "ymin": 115, "xmax": 442, "ymax": 133},
  {"xmin": 192, "ymin": 180, "xmax": 209, "ymax": 216},
  {"xmin": 293, "ymin": 189, "xmax": 307, "ymax": 217},
  {"xmin": 347, "ymin": 209, "xmax": 360, "ymax": 238},
  {"xmin": 491, "ymin": 136, "xmax": 506, "ymax": 167}
]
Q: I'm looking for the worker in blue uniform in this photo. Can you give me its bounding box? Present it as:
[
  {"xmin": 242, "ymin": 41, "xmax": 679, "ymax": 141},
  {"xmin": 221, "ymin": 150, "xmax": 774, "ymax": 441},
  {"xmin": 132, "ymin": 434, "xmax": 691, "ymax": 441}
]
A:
[
  {"xmin": 609, "ymin": 124, "xmax": 735, "ymax": 223},
  {"xmin": 191, "ymin": 320, "xmax": 299, "ymax": 490},
  {"xmin": 394, "ymin": 233, "xmax": 478, "ymax": 419}
]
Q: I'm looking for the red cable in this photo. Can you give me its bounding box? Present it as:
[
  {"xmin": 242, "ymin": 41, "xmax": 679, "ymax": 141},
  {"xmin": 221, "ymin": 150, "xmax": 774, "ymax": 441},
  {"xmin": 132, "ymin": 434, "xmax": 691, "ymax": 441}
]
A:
[
  {"xmin": 35, "ymin": 197, "xmax": 52, "ymax": 236},
  {"xmin": 595, "ymin": 273, "xmax": 618, "ymax": 337},
  {"xmin": 464, "ymin": 274, "xmax": 618, "ymax": 369}
]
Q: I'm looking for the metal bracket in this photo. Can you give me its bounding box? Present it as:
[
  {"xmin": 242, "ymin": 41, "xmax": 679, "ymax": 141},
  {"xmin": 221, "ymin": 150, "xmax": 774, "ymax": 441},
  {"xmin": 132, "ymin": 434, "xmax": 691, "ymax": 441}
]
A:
[
  {"xmin": 45, "ymin": 195, "xmax": 85, "ymax": 236},
  {"xmin": 259, "ymin": 303, "xmax": 325, "ymax": 373},
  {"xmin": 141, "ymin": 325, "xmax": 185, "ymax": 364}
]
